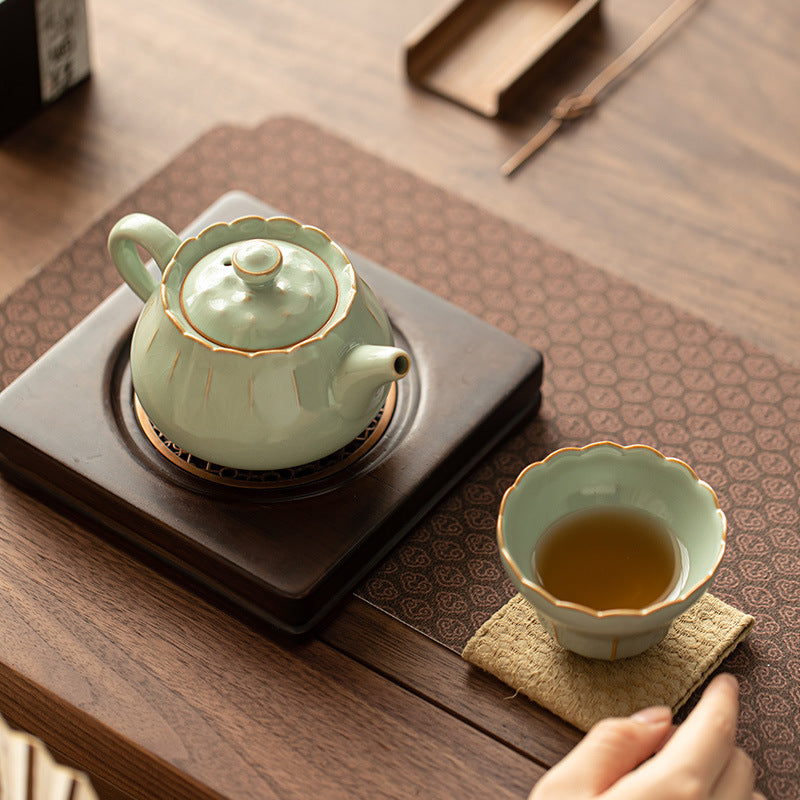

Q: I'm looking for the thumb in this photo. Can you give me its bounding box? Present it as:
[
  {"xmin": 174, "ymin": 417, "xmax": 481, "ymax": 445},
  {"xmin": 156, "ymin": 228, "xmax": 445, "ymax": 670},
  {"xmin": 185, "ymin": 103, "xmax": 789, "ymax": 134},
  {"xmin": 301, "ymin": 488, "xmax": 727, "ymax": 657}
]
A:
[{"xmin": 531, "ymin": 706, "xmax": 673, "ymax": 799}]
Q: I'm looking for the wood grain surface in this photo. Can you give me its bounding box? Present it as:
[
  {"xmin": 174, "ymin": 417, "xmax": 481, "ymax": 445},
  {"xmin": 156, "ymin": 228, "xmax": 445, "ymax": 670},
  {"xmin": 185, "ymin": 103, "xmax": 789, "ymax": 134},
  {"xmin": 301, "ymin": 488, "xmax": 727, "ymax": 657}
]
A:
[
  {"xmin": 1, "ymin": 0, "xmax": 798, "ymax": 365},
  {"xmin": 0, "ymin": 1, "xmax": 798, "ymax": 798},
  {"xmin": 320, "ymin": 598, "xmax": 582, "ymax": 765},
  {"xmin": 0, "ymin": 480, "xmax": 544, "ymax": 800}
]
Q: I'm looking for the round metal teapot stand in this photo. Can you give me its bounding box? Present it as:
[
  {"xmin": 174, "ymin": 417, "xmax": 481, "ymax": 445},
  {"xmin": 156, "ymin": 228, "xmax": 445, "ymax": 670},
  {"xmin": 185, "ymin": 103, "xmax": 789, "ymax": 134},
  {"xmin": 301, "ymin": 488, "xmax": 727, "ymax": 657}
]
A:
[{"xmin": 134, "ymin": 385, "xmax": 397, "ymax": 490}]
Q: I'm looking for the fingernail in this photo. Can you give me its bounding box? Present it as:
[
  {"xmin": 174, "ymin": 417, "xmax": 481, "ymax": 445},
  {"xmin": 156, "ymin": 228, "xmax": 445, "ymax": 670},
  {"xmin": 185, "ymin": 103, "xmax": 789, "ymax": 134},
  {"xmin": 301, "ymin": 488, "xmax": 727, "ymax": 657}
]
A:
[
  {"xmin": 631, "ymin": 705, "xmax": 672, "ymax": 725},
  {"xmin": 715, "ymin": 673, "xmax": 739, "ymax": 694}
]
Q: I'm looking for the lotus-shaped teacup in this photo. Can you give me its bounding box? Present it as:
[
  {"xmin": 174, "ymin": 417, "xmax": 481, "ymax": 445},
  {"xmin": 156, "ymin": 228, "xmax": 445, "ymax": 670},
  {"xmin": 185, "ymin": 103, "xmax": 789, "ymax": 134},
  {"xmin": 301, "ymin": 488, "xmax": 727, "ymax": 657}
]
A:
[{"xmin": 497, "ymin": 442, "xmax": 726, "ymax": 660}]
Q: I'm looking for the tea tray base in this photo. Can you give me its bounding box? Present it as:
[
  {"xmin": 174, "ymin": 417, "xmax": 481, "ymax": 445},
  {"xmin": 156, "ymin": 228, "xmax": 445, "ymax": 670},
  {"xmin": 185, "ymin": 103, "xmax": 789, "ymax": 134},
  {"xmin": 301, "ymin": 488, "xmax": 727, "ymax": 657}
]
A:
[{"xmin": 0, "ymin": 192, "xmax": 543, "ymax": 635}]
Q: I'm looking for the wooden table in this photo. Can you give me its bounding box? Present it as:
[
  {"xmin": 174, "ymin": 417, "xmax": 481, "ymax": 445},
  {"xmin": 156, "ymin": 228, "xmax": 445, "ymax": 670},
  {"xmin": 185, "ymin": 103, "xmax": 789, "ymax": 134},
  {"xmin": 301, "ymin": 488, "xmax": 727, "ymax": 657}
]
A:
[{"xmin": 0, "ymin": 1, "xmax": 797, "ymax": 797}]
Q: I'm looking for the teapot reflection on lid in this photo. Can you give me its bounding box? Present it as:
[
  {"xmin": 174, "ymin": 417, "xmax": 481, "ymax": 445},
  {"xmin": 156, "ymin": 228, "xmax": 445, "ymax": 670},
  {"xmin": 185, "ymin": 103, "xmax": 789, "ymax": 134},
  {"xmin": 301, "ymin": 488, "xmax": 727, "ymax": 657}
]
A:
[{"xmin": 108, "ymin": 213, "xmax": 410, "ymax": 470}]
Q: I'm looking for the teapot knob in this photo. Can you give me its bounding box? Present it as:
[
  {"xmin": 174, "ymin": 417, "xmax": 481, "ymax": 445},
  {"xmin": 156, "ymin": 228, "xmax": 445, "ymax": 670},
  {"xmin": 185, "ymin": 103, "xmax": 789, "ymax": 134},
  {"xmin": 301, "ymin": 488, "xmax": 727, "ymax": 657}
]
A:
[{"xmin": 233, "ymin": 241, "xmax": 283, "ymax": 289}]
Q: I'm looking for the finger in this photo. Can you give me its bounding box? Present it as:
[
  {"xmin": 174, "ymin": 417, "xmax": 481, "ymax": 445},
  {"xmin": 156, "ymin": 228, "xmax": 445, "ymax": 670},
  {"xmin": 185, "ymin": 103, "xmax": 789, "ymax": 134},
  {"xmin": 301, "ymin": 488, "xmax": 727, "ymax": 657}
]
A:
[
  {"xmin": 655, "ymin": 673, "xmax": 740, "ymax": 789},
  {"xmin": 529, "ymin": 706, "xmax": 673, "ymax": 798},
  {"xmin": 710, "ymin": 747, "xmax": 755, "ymax": 800}
]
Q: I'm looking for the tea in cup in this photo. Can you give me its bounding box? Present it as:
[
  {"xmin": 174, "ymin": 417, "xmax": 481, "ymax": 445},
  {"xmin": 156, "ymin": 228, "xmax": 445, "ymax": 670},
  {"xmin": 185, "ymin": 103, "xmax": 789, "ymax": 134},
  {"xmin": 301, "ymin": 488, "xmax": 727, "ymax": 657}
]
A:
[{"xmin": 533, "ymin": 505, "xmax": 685, "ymax": 611}]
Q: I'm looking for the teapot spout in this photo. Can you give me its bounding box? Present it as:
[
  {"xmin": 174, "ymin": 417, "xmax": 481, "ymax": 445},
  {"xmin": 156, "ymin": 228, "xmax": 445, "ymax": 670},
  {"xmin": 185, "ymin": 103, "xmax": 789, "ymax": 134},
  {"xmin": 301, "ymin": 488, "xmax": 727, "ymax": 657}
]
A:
[{"xmin": 333, "ymin": 345, "xmax": 411, "ymax": 418}]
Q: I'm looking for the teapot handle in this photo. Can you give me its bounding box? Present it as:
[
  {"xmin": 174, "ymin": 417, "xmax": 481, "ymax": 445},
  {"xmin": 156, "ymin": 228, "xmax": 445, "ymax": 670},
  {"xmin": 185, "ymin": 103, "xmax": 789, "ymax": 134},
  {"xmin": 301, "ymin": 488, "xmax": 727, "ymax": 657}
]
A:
[{"xmin": 108, "ymin": 213, "xmax": 183, "ymax": 302}]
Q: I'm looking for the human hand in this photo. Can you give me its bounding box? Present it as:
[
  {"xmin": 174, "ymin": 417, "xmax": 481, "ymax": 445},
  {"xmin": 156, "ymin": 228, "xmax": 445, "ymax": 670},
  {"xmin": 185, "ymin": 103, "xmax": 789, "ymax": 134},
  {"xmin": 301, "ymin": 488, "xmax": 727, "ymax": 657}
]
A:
[{"xmin": 529, "ymin": 673, "xmax": 765, "ymax": 799}]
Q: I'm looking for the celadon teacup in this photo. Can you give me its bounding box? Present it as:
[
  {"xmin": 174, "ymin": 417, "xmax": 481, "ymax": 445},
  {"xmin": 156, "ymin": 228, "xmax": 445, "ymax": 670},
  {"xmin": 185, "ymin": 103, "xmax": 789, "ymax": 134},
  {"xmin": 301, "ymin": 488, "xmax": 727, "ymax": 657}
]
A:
[{"xmin": 497, "ymin": 441, "xmax": 726, "ymax": 660}]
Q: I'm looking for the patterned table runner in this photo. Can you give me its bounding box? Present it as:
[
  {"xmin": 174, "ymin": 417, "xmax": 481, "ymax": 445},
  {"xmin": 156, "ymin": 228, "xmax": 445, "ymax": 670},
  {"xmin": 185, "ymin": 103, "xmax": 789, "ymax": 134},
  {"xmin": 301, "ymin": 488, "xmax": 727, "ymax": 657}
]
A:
[{"xmin": 0, "ymin": 119, "xmax": 797, "ymax": 798}]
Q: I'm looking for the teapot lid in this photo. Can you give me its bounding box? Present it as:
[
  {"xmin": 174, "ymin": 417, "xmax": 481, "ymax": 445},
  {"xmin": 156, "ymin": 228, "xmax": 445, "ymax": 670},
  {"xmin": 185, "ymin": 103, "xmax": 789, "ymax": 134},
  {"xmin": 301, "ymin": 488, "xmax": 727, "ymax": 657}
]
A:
[{"xmin": 180, "ymin": 239, "xmax": 337, "ymax": 350}]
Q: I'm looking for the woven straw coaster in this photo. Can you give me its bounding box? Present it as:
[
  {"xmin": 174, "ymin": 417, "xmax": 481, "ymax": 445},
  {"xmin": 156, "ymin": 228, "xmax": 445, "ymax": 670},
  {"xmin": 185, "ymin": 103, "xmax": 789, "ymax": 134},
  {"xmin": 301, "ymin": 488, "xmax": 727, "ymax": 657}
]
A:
[{"xmin": 462, "ymin": 593, "xmax": 753, "ymax": 731}]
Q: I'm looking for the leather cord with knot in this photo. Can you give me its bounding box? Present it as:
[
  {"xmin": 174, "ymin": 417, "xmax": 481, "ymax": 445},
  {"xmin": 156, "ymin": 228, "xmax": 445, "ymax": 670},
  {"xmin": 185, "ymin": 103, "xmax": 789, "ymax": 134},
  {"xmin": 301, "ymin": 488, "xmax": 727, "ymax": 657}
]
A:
[
  {"xmin": 502, "ymin": 0, "xmax": 705, "ymax": 176},
  {"xmin": 551, "ymin": 93, "xmax": 596, "ymax": 121}
]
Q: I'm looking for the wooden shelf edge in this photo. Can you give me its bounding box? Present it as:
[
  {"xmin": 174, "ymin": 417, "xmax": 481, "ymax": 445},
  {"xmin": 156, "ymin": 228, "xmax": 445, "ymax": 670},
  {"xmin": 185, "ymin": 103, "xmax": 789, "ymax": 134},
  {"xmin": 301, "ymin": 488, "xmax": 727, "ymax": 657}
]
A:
[
  {"xmin": 0, "ymin": 655, "xmax": 230, "ymax": 800},
  {"xmin": 320, "ymin": 596, "xmax": 582, "ymax": 768}
]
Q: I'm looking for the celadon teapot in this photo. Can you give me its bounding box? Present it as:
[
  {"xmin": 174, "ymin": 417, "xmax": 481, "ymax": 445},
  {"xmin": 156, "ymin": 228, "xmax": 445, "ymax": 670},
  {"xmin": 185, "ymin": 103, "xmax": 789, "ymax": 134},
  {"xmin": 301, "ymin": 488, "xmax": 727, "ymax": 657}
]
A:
[{"xmin": 108, "ymin": 213, "xmax": 410, "ymax": 470}]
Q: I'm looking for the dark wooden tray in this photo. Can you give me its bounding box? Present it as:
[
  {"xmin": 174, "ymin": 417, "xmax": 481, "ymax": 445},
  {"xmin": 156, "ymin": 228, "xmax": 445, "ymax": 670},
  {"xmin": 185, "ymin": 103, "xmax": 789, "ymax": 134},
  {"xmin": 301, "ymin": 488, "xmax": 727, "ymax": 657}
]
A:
[
  {"xmin": 405, "ymin": 0, "xmax": 602, "ymax": 117},
  {"xmin": 0, "ymin": 191, "xmax": 543, "ymax": 635}
]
